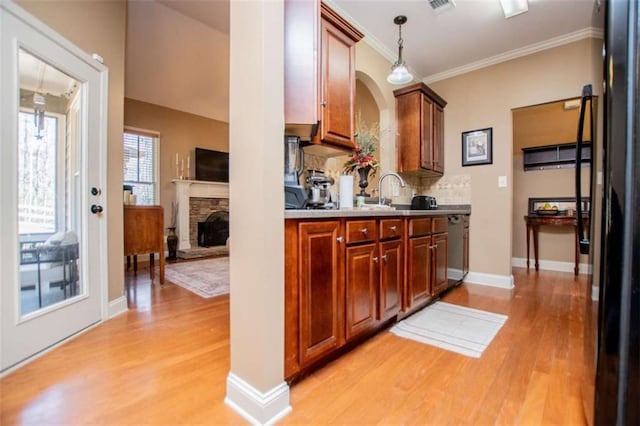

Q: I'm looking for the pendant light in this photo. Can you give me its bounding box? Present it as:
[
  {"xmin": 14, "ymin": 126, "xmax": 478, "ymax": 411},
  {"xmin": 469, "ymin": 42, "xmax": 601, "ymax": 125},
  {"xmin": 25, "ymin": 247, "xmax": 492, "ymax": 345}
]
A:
[{"xmin": 387, "ymin": 15, "xmax": 413, "ymax": 85}]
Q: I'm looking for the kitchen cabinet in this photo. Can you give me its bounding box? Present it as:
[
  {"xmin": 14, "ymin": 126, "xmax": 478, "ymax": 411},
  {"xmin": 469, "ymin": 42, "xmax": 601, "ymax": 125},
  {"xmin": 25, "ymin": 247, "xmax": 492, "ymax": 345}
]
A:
[
  {"xmin": 430, "ymin": 232, "xmax": 449, "ymax": 296},
  {"xmin": 345, "ymin": 243, "xmax": 377, "ymax": 340},
  {"xmin": 285, "ymin": 213, "xmax": 451, "ymax": 381},
  {"xmin": 296, "ymin": 221, "xmax": 344, "ymax": 368},
  {"xmin": 395, "ymin": 82, "xmax": 447, "ymax": 177},
  {"xmin": 284, "ymin": 0, "xmax": 363, "ymax": 154},
  {"xmin": 405, "ymin": 217, "xmax": 433, "ymax": 311},
  {"xmin": 378, "ymin": 219, "xmax": 403, "ymax": 321}
]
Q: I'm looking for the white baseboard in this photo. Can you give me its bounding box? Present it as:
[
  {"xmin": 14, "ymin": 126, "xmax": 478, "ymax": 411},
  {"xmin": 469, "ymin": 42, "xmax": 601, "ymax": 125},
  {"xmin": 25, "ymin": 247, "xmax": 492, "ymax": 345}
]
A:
[
  {"xmin": 591, "ymin": 285, "xmax": 600, "ymax": 301},
  {"xmin": 108, "ymin": 296, "xmax": 128, "ymax": 319},
  {"xmin": 464, "ymin": 271, "xmax": 514, "ymax": 289},
  {"xmin": 511, "ymin": 257, "xmax": 592, "ymax": 275},
  {"xmin": 225, "ymin": 372, "xmax": 291, "ymax": 425},
  {"xmin": 448, "ymin": 268, "xmax": 464, "ymax": 281}
]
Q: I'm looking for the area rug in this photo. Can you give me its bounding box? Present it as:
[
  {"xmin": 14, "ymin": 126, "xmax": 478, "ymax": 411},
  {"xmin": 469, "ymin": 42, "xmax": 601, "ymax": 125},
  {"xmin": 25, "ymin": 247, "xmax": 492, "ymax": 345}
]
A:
[
  {"xmin": 164, "ymin": 257, "xmax": 229, "ymax": 298},
  {"xmin": 390, "ymin": 302, "xmax": 508, "ymax": 358}
]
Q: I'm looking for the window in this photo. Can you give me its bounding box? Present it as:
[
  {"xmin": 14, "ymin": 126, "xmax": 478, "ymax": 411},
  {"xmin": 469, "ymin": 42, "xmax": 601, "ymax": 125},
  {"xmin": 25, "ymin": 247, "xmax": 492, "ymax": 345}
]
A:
[
  {"xmin": 123, "ymin": 130, "xmax": 159, "ymax": 205},
  {"xmin": 18, "ymin": 110, "xmax": 61, "ymax": 235}
]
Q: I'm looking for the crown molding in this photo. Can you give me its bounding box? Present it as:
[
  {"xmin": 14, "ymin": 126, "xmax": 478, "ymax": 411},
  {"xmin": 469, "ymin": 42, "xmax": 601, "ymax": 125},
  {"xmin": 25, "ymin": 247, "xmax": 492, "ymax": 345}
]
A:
[
  {"xmin": 322, "ymin": 0, "xmax": 396, "ymax": 64},
  {"xmin": 423, "ymin": 27, "xmax": 604, "ymax": 84}
]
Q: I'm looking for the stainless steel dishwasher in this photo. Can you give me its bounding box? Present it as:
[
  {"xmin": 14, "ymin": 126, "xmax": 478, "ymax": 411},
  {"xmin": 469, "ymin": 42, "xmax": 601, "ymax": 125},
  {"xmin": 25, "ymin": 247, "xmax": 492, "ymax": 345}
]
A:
[{"xmin": 447, "ymin": 214, "xmax": 469, "ymax": 284}]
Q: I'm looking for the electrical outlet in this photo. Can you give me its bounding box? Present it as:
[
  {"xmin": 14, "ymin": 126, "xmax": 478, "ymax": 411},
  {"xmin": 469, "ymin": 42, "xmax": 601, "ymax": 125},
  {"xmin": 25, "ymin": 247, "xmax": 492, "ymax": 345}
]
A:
[{"xmin": 498, "ymin": 176, "xmax": 508, "ymax": 187}]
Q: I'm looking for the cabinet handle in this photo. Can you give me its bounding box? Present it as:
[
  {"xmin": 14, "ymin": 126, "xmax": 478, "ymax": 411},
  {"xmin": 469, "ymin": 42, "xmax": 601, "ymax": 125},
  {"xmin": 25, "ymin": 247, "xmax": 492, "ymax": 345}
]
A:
[
  {"xmin": 389, "ymin": 226, "xmax": 397, "ymax": 232},
  {"xmin": 381, "ymin": 255, "xmax": 388, "ymax": 262},
  {"xmin": 361, "ymin": 228, "xmax": 368, "ymax": 235},
  {"xmin": 321, "ymin": 101, "xmax": 327, "ymax": 107},
  {"xmin": 372, "ymin": 257, "xmax": 379, "ymax": 263},
  {"xmin": 337, "ymin": 236, "xmax": 344, "ymax": 243},
  {"xmin": 429, "ymin": 245, "xmax": 437, "ymax": 249}
]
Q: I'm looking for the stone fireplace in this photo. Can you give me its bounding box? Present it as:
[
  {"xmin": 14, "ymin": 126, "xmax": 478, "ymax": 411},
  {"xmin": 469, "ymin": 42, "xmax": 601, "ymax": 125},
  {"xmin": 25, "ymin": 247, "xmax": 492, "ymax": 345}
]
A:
[
  {"xmin": 173, "ymin": 180, "xmax": 229, "ymax": 254},
  {"xmin": 190, "ymin": 197, "xmax": 229, "ymax": 247}
]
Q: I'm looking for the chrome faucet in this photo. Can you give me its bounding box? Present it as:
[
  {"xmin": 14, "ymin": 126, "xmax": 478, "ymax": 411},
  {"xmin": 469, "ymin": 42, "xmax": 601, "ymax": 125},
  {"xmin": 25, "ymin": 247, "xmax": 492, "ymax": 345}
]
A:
[{"xmin": 378, "ymin": 171, "xmax": 406, "ymax": 206}]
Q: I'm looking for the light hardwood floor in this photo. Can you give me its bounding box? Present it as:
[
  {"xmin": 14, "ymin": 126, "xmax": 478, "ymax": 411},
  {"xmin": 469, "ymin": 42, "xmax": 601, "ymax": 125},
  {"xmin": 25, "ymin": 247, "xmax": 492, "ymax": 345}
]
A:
[{"xmin": 0, "ymin": 266, "xmax": 595, "ymax": 425}]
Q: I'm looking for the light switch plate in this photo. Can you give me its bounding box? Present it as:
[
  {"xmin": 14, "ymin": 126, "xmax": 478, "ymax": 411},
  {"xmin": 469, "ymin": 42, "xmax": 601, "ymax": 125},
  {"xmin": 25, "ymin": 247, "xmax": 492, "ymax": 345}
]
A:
[
  {"xmin": 498, "ymin": 176, "xmax": 507, "ymax": 187},
  {"xmin": 597, "ymin": 171, "xmax": 603, "ymax": 185}
]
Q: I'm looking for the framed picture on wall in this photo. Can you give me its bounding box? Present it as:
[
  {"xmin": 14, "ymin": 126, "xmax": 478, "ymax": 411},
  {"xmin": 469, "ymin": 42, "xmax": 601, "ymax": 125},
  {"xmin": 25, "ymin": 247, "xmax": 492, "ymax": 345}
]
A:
[{"xmin": 462, "ymin": 127, "xmax": 493, "ymax": 166}]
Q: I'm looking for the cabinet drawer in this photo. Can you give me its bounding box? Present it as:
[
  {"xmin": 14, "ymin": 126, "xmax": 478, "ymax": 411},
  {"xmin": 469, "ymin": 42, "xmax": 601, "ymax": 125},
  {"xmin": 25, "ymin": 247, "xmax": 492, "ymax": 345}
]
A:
[
  {"xmin": 408, "ymin": 218, "xmax": 431, "ymax": 237},
  {"xmin": 346, "ymin": 220, "xmax": 376, "ymax": 244},
  {"xmin": 432, "ymin": 216, "xmax": 448, "ymax": 234},
  {"xmin": 379, "ymin": 219, "xmax": 403, "ymax": 240}
]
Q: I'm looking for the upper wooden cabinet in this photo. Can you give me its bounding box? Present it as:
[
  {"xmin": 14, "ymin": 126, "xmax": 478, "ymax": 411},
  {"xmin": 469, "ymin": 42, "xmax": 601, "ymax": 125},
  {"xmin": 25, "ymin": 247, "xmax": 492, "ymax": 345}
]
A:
[
  {"xmin": 284, "ymin": 0, "xmax": 363, "ymax": 154},
  {"xmin": 394, "ymin": 83, "xmax": 447, "ymax": 176}
]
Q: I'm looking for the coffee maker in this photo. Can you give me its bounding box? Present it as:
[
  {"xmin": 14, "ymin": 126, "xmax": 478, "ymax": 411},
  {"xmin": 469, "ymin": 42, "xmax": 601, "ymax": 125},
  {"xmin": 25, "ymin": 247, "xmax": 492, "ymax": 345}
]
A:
[{"xmin": 284, "ymin": 136, "xmax": 307, "ymax": 209}]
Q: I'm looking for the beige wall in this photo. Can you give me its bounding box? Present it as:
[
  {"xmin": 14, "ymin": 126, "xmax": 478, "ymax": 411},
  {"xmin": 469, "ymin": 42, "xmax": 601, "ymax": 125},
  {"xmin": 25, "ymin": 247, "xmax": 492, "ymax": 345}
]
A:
[
  {"xmin": 17, "ymin": 0, "xmax": 127, "ymax": 301},
  {"xmin": 125, "ymin": 1, "xmax": 229, "ymax": 122},
  {"xmin": 123, "ymin": 98, "xmax": 229, "ymax": 229},
  {"xmin": 429, "ymin": 38, "xmax": 602, "ymax": 277}
]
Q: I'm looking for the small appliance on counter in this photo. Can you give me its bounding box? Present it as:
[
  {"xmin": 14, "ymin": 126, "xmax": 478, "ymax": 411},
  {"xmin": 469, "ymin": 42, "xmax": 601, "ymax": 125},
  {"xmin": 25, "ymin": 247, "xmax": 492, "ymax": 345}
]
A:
[
  {"xmin": 284, "ymin": 135, "xmax": 307, "ymax": 209},
  {"xmin": 410, "ymin": 195, "xmax": 438, "ymax": 210},
  {"xmin": 306, "ymin": 169, "xmax": 335, "ymax": 209}
]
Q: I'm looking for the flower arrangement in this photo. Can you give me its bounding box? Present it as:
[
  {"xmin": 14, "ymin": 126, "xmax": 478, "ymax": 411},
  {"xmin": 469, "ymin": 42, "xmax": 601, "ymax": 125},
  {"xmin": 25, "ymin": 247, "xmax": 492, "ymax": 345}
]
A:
[{"xmin": 343, "ymin": 113, "xmax": 379, "ymax": 175}]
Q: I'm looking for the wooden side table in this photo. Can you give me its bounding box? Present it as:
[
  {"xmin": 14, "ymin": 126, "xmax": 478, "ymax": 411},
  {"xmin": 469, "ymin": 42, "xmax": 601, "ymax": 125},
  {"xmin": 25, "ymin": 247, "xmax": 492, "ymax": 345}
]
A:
[
  {"xmin": 124, "ymin": 206, "xmax": 165, "ymax": 284},
  {"xmin": 525, "ymin": 215, "xmax": 588, "ymax": 275}
]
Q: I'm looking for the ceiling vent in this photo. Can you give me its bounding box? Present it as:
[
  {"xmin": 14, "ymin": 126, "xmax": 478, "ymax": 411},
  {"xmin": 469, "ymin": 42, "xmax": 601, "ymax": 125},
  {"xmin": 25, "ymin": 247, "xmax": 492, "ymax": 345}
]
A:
[{"xmin": 428, "ymin": 0, "xmax": 456, "ymax": 14}]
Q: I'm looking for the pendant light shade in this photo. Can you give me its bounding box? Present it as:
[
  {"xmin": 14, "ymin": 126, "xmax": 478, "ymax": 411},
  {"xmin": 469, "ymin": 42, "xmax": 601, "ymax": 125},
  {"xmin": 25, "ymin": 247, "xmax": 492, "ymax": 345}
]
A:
[{"xmin": 387, "ymin": 15, "xmax": 413, "ymax": 85}]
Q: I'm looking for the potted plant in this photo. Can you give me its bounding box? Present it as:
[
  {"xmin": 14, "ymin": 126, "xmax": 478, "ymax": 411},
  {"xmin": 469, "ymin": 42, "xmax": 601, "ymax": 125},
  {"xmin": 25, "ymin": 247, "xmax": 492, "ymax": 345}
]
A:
[{"xmin": 343, "ymin": 113, "xmax": 380, "ymax": 196}]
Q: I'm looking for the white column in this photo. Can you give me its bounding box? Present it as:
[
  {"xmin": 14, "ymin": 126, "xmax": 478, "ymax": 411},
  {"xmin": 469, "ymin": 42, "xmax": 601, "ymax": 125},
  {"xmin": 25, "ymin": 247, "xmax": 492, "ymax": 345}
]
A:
[
  {"xmin": 225, "ymin": 1, "xmax": 289, "ymax": 424},
  {"xmin": 174, "ymin": 180, "xmax": 192, "ymax": 250}
]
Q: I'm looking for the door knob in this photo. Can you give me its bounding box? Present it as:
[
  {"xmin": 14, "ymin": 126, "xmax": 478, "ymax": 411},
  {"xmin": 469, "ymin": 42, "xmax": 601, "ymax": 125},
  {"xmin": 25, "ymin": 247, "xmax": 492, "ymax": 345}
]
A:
[
  {"xmin": 91, "ymin": 187, "xmax": 102, "ymax": 196},
  {"xmin": 91, "ymin": 204, "xmax": 103, "ymax": 214}
]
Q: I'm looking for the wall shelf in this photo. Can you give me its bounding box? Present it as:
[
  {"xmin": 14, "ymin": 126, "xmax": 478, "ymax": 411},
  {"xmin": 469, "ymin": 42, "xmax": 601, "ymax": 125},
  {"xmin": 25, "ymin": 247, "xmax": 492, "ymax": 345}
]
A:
[{"xmin": 522, "ymin": 142, "xmax": 591, "ymax": 171}]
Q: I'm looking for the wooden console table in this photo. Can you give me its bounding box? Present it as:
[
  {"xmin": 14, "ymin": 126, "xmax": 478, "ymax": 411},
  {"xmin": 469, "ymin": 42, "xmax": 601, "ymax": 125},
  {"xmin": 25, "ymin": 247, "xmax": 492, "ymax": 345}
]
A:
[
  {"xmin": 124, "ymin": 206, "xmax": 165, "ymax": 284},
  {"xmin": 525, "ymin": 215, "xmax": 588, "ymax": 275}
]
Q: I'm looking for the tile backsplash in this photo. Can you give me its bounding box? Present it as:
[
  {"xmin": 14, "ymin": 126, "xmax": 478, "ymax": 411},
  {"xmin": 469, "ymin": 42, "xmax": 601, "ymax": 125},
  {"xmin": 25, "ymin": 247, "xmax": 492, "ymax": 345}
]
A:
[
  {"xmin": 302, "ymin": 152, "xmax": 471, "ymax": 205},
  {"xmin": 416, "ymin": 174, "xmax": 472, "ymax": 205}
]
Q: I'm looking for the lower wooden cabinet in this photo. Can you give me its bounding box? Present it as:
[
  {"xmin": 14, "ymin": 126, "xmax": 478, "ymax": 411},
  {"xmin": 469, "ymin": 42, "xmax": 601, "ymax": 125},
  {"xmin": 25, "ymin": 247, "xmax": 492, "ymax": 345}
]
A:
[
  {"xmin": 407, "ymin": 236, "xmax": 431, "ymax": 310},
  {"xmin": 285, "ymin": 214, "xmax": 451, "ymax": 381},
  {"xmin": 345, "ymin": 243, "xmax": 377, "ymax": 340},
  {"xmin": 379, "ymin": 239, "xmax": 403, "ymax": 321},
  {"xmin": 297, "ymin": 221, "xmax": 344, "ymax": 367},
  {"xmin": 431, "ymin": 232, "xmax": 449, "ymax": 296}
]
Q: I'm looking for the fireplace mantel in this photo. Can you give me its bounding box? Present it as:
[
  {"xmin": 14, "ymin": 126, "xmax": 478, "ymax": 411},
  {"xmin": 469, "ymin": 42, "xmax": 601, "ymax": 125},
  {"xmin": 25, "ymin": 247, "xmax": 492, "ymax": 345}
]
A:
[{"xmin": 173, "ymin": 179, "xmax": 229, "ymax": 250}]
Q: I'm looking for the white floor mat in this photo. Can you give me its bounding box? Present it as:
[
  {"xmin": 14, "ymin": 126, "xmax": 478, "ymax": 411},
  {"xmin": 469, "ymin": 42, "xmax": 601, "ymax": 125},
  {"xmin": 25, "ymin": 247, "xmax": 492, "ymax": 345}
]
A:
[{"xmin": 390, "ymin": 301, "xmax": 508, "ymax": 358}]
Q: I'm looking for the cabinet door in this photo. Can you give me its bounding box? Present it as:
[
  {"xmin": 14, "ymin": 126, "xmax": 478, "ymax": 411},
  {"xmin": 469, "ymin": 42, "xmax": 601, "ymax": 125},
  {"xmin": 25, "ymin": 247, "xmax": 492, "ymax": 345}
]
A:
[
  {"xmin": 406, "ymin": 236, "xmax": 431, "ymax": 310},
  {"xmin": 379, "ymin": 239, "xmax": 403, "ymax": 321},
  {"xmin": 319, "ymin": 17, "xmax": 356, "ymax": 149},
  {"xmin": 345, "ymin": 243, "xmax": 377, "ymax": 340},
  {"xmin": 420, "ymin": 95, "xmax": 434, "ymax": 170},
  {"xmin": 433, "ymin": 104, "xmax": 445, "ymax": 174},
  {"xmin": 299, "ymin": 221, "xmax": 344, "ymax": 366},
  {"xmin": 431, "ymin": 232, "xmax": 449, "ymax": 296}
]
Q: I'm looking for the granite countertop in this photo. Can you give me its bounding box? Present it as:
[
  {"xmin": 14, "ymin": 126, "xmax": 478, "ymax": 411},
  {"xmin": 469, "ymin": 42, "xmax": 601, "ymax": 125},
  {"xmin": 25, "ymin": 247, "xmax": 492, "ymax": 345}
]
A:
[{"xmin": 284, "ymin": 204, "xmax": 471, "ymax": 219}]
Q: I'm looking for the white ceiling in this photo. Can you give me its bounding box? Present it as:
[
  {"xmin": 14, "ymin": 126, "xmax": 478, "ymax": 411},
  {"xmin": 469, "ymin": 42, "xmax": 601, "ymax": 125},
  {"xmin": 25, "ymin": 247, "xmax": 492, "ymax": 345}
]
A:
[
  {"xmin": 157, "ymin": 0, "xmax": 229, "ymax": 34},
  {"xmin": 328, "ymin": 0, "xmax": 602, "ymax": 82},
  {"xmin": 157, "ymin": 0, "xmax": 602, "ymax": 83}
]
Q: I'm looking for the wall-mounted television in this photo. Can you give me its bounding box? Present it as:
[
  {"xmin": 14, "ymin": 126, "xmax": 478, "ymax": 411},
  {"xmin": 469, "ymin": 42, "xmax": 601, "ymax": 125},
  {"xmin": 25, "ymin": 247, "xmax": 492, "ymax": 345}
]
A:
[{"xmin": 195, "ymin": 148, "xmax": 229, "ymax": 182}]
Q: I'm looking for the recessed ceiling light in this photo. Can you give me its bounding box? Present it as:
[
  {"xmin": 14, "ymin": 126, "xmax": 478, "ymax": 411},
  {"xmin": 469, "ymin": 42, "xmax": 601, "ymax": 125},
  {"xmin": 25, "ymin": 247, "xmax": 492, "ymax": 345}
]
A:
[{"xmin": 499, "ymin": 0, "xmax": 528, "ymax": 18}]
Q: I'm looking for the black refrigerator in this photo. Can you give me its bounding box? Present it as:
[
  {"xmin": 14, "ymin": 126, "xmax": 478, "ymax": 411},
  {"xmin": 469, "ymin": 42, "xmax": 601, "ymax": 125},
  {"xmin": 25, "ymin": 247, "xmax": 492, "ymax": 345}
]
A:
[{"xmin": 578, "ymin": 0, "xmax": 640, "ymax": 424}]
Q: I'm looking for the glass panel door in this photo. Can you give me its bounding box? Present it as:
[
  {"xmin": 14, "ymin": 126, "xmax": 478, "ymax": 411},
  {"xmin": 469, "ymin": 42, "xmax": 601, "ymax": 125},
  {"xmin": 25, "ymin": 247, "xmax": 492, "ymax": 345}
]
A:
[
  {"xmin": 1, "ymin": 4, "xmax": 107, "ymax": 372},
  {"xmin": 17, "ymin": 49, "xmax": 83, "ymax": 316}
]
